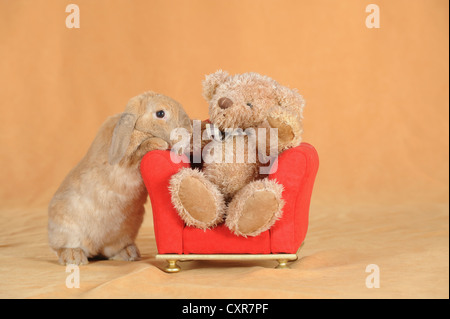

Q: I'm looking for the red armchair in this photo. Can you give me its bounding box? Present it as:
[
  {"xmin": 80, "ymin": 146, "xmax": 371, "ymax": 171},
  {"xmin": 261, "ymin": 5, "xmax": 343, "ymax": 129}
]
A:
[{"xmin": 140, "ymin": 143, "xmax": 319, "ymax": 272}]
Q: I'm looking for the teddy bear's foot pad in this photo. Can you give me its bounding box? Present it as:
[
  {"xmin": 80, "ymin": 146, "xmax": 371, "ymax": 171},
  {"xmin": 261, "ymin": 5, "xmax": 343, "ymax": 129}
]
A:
[
  {"xmin": 170, "ymin": 168, "xmax": 226, "ymax": 229},
  {"xmin": 226, "ymin": 179, "xmax": 284, "ymax": 237},
  {"xmin": 235, "ymin": 190, "xmax": 279, "ymax": 235}
]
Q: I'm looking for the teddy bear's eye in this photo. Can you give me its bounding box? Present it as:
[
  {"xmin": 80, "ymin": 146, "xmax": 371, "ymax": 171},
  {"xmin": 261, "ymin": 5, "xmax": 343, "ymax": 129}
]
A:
[{"xmin": 246, "ymin": 102, "xmax": 253, "ymax": 108}]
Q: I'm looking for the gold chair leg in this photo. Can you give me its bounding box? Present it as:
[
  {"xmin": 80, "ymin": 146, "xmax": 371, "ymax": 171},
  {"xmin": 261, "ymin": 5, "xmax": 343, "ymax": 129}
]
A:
[
  {"xmin": 275, "ymin": 259, "xmax": 290, "ymax": 269},
  {"xmin": 164, "ymin": 259, "xmax": 181, "ymax": 273},
  {"xmin": 156, "ymin": 253, "xmax": 300, "ymax": 272}
]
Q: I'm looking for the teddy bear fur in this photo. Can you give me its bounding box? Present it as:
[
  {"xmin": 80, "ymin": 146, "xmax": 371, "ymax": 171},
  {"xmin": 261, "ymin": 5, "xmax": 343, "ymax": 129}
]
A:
[{"xmin": 170, "ymin": 71, "xmax": 305, "ymax": 237}]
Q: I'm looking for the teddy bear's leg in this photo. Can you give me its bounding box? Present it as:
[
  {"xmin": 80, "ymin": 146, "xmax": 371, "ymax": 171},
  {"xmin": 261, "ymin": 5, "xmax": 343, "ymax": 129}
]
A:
[
  {"xmin": 169, "ymin": 168, "xmax": 226, "ymax": 229},
  {"xmin": 225, "ymin": 178, "xmax": 284, "ymax": 237}
]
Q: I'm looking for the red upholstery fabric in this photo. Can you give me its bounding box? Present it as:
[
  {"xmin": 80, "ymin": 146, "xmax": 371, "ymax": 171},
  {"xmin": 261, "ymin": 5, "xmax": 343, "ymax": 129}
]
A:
[
  {"xmin": 268, "ymin": 143, "xmax": 319, "ymax": 253},
  {"xmin": 183, "ymin": 224, "xmax": 271, "ymax": 254},
  {"xmin": 140, "ymin": 143, "xmax": 319, "ymax": 255}
]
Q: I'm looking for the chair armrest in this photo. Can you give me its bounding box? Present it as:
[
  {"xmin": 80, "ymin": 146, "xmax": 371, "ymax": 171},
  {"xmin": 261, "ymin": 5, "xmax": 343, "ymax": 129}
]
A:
[
  {"xmin": 140, "ymin": 150, "xmax": 190, "ymax": 254},
  {"xmin": 268, "ymin": 143, "xmax": 319, "ymax": 253}
]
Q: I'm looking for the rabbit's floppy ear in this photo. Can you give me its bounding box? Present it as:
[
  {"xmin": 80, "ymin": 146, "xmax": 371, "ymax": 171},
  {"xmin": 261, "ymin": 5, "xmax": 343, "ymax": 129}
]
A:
[
  {"xmin": 108, "ymin": 94, "xmax": 145, "ymax": 165},
  {"xmin": 202, "ymin": 70, "xmax": 229, "ymax": 101},
  {"xmin": 108, "ymin": 113, "xmax": 138, "ymax": 165}
]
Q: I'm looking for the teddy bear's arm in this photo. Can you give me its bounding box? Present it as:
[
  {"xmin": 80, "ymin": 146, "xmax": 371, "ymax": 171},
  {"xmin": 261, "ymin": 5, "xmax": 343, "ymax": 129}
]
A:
[{"xmin": 263, "ymin": 106, "xmax": 303, "ymax": 152}]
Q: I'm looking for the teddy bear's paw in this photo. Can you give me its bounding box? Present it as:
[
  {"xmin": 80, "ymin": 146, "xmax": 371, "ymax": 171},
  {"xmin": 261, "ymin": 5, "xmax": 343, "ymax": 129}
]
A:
[
  {"xmin": 226, "ymin": 179, "xmax": 285, "ymax": 237},
  {"xmin": 169, "ymin": 168, "xmax": 226, "ymax": 230},
  {"xmin": 267, "ymin": 116, "xmax": 295, "ymax": 143},
  {"xmin": 266, "ymin": 107, "xmax": 303, "ymax": 151}
]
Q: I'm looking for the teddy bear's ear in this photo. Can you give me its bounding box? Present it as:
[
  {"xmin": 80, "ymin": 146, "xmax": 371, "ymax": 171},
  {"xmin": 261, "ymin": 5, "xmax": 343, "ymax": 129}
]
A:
[
  {"xmin": 275, "ymin": 85, "xmax": 305, "ymax": 118},
  {"xmin": 202, "ymin": 70, "xmax": 229, "ymax": 101}
]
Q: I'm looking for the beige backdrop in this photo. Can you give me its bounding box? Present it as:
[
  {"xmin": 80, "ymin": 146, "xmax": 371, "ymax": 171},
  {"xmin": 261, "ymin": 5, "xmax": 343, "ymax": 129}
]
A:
[{"xmin": 0, "ymin": 0, "xmax": 448, "ymax": 298}]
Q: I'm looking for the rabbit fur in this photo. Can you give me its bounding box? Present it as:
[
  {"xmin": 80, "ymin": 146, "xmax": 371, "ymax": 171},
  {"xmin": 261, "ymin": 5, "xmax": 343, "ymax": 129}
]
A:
[{"xmin": 48, "ymin": 91, "xmax": 192, "ymax": 265}]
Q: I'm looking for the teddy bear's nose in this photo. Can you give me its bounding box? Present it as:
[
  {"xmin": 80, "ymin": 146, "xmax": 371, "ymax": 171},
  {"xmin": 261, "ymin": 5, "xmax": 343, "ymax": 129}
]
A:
[{"xmin": 218, "ymin": 97, "xmax": 233, "ymax": 109}]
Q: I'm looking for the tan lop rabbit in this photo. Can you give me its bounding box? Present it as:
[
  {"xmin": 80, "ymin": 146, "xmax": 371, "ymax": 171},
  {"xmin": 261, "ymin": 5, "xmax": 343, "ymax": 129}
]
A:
[{"xmin": 48, "ymin": 91, "xmax": 192, "ymax": 265}]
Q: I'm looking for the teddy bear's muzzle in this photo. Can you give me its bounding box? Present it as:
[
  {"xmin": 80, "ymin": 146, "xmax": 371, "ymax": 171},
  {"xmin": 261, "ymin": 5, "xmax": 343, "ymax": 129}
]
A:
[{"xmin": 218, "ymin": 97, "xmax": 233, "ymax": 109}]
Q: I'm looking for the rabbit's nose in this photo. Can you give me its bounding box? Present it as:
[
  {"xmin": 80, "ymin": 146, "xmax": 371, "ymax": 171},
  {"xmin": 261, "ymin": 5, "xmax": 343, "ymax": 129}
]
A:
[{"xmin": 218, "ymin": 97, "xmax": 233, "ymax": 109}]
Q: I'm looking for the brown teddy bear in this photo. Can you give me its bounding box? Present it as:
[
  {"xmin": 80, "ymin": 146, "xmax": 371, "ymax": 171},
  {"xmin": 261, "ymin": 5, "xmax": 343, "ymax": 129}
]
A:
[{"xmin": 170, "ymin": 71, "xmax": 305, "ymax": 237}]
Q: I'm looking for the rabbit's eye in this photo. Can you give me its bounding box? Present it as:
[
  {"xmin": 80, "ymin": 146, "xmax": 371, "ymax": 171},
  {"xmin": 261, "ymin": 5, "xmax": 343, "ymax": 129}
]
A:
[
  {"xmin": 156, "ymin": 110, "xmax": 165, "ymax": 118},
  {"xmin": 246, "ymin": 102, "xmax": 253, "ymax": 108}
]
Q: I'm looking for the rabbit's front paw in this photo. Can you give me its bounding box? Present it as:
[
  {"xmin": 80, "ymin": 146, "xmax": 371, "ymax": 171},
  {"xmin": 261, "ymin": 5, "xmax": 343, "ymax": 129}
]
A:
[
  {"xmin": 57, "ymin": 248, "xmax": 88, "ymax": 265},
  {"xmin": 151, "ymin": 138, "xmax": 170, "ymax": 151},
  {"xmin": 138, "ymin": 137, "xmax": 169, "ymax": 154},
  {"xmin": 110, "ymin": 244, "xmax": 141, "ymax": 261}
]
